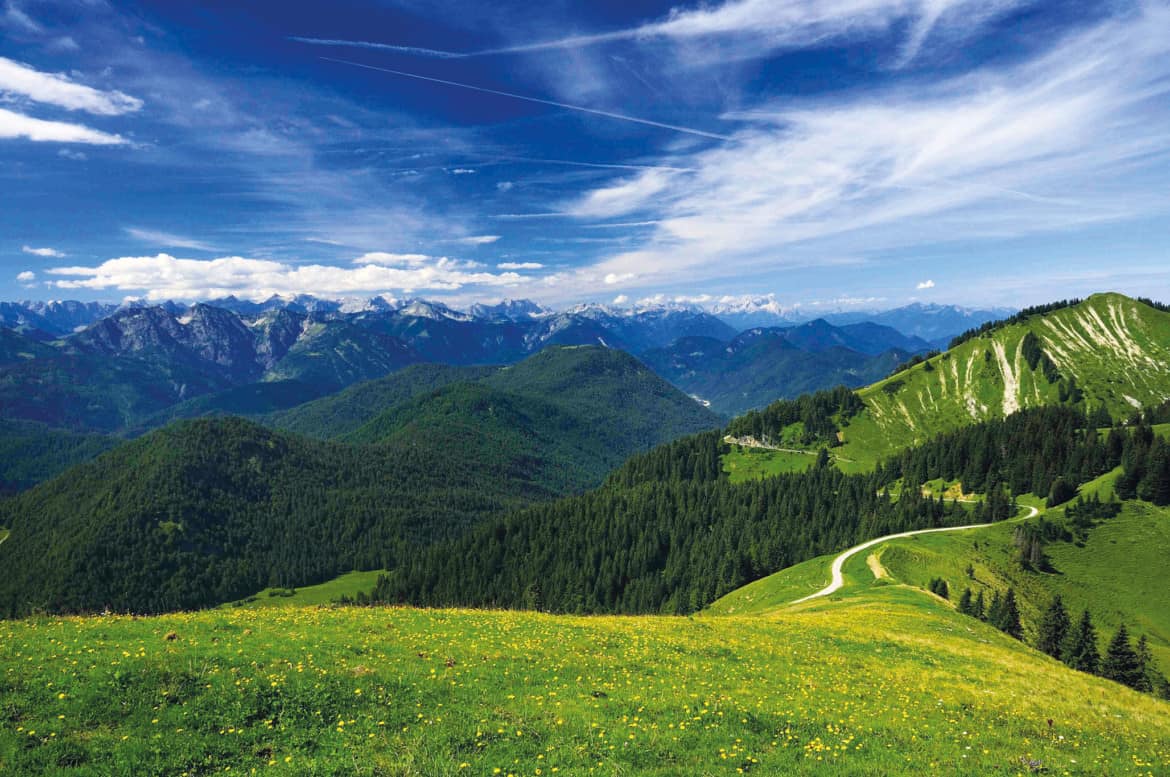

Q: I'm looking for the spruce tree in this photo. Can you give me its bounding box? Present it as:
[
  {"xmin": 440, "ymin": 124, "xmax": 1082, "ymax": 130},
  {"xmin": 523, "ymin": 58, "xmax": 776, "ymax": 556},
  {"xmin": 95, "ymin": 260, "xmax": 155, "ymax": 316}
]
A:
[
  {"xmin": 997, "ymin": 588, "xmax": 1023, "ymax": 640},
  {"xmin": 1062, "ymin": 609, "xmax": 1100, "ymax": 674},
  {"xmin": 973, "ymin": 590, "xmax": 986, "ymax": 621},
  {"xmin": 1102, "ymin": 623, "xmax": 1143, "ymax": 689},
  {"xmin": 1037, "ymin": 594, "xmax": 1070, "ymax": 658},
  {"xmin": 958, "ymin": 587, "xmax": 973, "ymax": 616},
  {"xmin": 987, "ymin": 590, "xmax": 1003, "ymax": 626},
  {"xmin": 1135, "ymin": 634, "xmax": 1154, "ymax": 693}
]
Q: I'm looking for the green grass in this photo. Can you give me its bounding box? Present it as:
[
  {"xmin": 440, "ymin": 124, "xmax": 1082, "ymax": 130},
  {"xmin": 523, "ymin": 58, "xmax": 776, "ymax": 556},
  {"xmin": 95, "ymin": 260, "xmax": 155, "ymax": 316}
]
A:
[
  {"xmin": 2, "ymin": 588, "xmax": 1168, "ymax": 776},
  {"xmin": 877, "ymin": 501, "xmax": 1170, "ymax": 675},
  {"xmin": 222, "ymin": 571, "xmax": 386, "ymax": 610},
  {"xmin": 721, "ymin": 445, "xmax": 814, "ymax": 483}
]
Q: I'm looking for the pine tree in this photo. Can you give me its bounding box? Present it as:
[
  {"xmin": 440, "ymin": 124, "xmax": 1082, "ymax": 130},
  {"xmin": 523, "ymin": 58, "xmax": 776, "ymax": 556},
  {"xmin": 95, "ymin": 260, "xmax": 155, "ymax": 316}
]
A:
[
  {"xmin": 987, "ymin": 590, "xmax": 1003, "ymax": 626},
  {"xmin": 1037, "ymin": 594, "xmax": 1070, "ymax": 658},
  {"xmin": 973, "ymin": 590, "xmax": 986, "ymax": 621},
  {"xmin": 1135, "ymin": 634, "xmax": 1154, "ymax": 693},
  {"xmin": 958, "ymin": 587, "xmax": 973, "ymax": 616},
  {"xmin": 1102, "ymin": 623, "xmax": 1143, "ymax": 689},
  {"xmin": 996, "ymin": 588, "xmax": 1023, "ymax": 640},
  {"xmin": 1062, "ymin": 609, "xmax": 1100, "ymax": 675}
]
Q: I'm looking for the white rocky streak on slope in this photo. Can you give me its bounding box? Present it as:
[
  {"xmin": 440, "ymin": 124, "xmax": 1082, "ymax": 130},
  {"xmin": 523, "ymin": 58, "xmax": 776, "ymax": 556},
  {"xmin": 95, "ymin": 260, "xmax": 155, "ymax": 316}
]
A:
[{"xmin": 991, "ymin": 339, "xmax": 1020, "ymax": 416}]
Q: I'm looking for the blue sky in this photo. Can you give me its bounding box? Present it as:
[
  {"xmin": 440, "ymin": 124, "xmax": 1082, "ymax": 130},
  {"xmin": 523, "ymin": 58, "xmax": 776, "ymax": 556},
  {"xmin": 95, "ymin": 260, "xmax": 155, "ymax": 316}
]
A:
[{"xmin": 2, "ymin": 0, "xmax": 1169, "ymax": 310}]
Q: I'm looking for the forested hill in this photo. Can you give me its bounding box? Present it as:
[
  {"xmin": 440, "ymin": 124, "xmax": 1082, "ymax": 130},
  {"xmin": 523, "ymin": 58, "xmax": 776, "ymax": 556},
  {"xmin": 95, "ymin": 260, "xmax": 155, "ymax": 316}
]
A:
[
  {"xmin": 0, "ymin": 347, "xmax": 719, "ymax": 616},
  {"xmin": 370, "ymin": 404, "xmax": 1169, "ymax": 614}
]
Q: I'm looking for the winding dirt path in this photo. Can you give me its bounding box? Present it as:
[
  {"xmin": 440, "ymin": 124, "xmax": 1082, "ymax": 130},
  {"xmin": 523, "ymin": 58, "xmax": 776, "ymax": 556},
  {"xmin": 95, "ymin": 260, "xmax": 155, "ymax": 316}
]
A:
[{"xmin": 790, "ymin": 504, "xmax": 1040, "ymax": 604}]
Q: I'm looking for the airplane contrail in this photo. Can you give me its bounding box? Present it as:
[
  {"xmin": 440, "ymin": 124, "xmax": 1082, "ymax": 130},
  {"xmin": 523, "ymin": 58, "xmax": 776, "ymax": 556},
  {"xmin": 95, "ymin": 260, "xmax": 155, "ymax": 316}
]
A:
[
  {"xmin": 291, "ymin": 37, "xmax": 466, "ymax": 58},
  {"xmin": 317, "ymin": 57, "xmax": 731, "ymax": 141}
]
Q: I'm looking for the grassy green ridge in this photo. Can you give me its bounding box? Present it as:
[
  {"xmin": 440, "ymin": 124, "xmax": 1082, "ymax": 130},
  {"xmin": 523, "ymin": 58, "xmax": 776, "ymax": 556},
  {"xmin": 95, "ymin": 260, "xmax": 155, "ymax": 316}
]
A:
[
  {"xmin": 2, "ymin": 587, "xmax": 1168, "ymax": 776},
  {"xmin": 836, "ymin": 293, "xmax": 1170, "ymax": 468}
]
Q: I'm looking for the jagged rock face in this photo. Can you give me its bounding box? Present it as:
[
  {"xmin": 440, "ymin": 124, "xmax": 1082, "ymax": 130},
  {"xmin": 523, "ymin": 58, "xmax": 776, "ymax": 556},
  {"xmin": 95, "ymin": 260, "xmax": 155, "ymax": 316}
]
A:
[
  {"xmin": 250, "ymin": 308, "xmax": 307, "ymax": 369},
  {"xmin": 71, "ymin": 305, "xmax": 263, "ymax": 383}
]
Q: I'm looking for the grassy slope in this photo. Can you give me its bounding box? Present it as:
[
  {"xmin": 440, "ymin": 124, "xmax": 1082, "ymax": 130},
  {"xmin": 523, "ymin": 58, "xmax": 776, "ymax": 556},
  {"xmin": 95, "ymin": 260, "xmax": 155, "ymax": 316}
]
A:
[
  {"xmin": 835, "ymin": 293, "xmax": 1170, "ymax": 469},
  {"xmin": 2, "ymin": 591, "xmax": 1168, "ymax": 776},
  {"xmin": 222, "ymin": 571, "xmax": 386, "ymax": 610},
  {"xmin": 709, "ymin": 473, "xmax": 1170, "ymax": 675},
  {"xmin": 876, "ymin": 501, "xmax": 1170, "ymax": 675},
  {"xmin": 722, "ymin": 446, "xmax": 815, "ymax": 483}
]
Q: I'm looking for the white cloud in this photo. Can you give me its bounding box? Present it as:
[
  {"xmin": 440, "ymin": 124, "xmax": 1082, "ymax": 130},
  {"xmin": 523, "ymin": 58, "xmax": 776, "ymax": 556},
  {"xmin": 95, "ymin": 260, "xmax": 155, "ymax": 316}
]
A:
[
  {"xmin": 612, "ymin": 294, "xmax": 629, "ymax": 304},
  {"xmin": 57, "ymin": 148, "xmax": 87, "ymax": 161},
  {"xmin": 496, "ymin": 181, "xmax": 514, "ymax": 192},
  {"xmin": 916, "ymin": 279, "xmax": 936, "ymax": 289},
  {"xmin": 567, "ymin": 169, "xmax": 676, "ymax": 219},
  {"xmin": 0, "ymin": 107, "xmax": 127, "ymax": 144},
  {"xmin": 498, "ymin": 261, "xmax": 544, "ymax": 270},
  {"xmin": 566, "ymin": 6, "xmax": 1170, "ymax": 294},
  {"xmin": 331, "ymin": 0, "xmax": 1028, "ymax": 67},
  {"xmin": 45, "ymin": 253, "xmax": 529, "ymax": 300},
  {"xmin": 1, "ymin": 3, "xmax": 41, "ymax": 34},
  {"xmin": 16, "ymin": 270, "xmax": 35, "ymax": 283},
  {"xmin": 22, "ymin": 245, "xmax": 64, "ymax": 258},
  {"xmin": 125, "ymin": 227, "xmax": 217, "ymax": 252},
  {"xmin": 457, "ymin": 235, "xmax": 501, "ymax": 245},
  {"xmin": 450, "ymin": 168, "xmax": 476, "ymax": 174},
  {"xmin": 355, "ymin": 252, "xmax": 432, "ymax": 267},
  {"xmin": 0, "ymin": 57, "xmax": 143, "ymax": 115},
  {"xmin": 604, "ymin": 272, "xmax": 635, "ymax": 285}
]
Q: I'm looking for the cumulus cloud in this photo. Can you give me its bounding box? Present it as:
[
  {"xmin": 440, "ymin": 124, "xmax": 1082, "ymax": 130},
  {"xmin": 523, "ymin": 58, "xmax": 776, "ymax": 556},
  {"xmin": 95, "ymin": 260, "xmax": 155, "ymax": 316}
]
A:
[
  {"xmin": 0, "ymin": 107, "xmax": 127, "ymax": 144},
  {"xmin": 45, "ymin": 253, "xmax": 528, "ymax": 300},
  {"xmin": 22, "ymin": 245, "xmax": 64, "ymax": 258},
  {"xmin": 612, "ymin": 294, "xmax": 629, "ymax": 304},
  {"xmin": 498, "ymin": 261, "xmax": 544, "ymax": 270},
  {"xmin": 0, "ymin": 57, "xmax": 143, "ymax": 115},
  {"xmin": 604, "ymin": 272, "xmax": 635, "ymax": 285},
  {"xmin": 16, "ymin": 270, "xmax": 35, "ymax": 283},
  {"xmin": 916, "ymin": 279, "xmax": 936, "ymax": 289}
]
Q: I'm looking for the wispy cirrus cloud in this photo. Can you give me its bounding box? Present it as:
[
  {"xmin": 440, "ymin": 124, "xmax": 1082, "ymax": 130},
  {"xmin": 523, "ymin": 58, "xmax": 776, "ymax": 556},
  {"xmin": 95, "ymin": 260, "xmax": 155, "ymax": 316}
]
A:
[
  {"xmin": 45, "ymin": 253, "xmax": 530, "ymax": 301},
  {"xmin": 294, "ymin": 0, "xmax": 1031, "ymax": 66},
  {"xmin": 566, "ymin": 4, "xmax": 1170, "ymax": 295},
  {"xmin": 124, "ymin": 228, "xmax": 218, "ymax": 252}
]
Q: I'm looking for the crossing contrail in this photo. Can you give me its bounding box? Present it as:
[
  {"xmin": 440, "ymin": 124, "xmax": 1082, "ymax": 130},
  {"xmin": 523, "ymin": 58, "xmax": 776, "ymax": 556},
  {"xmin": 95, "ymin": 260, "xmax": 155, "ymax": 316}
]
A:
[{"xmin": 317, "ymin": 57, "xmax": 731, "ymax": 141}]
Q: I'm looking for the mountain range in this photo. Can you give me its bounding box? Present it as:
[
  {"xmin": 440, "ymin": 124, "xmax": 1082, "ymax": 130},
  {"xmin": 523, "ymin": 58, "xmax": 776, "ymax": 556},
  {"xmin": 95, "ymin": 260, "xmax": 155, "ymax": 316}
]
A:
[{"xmin": 0, "ymin": 295, "xmax": 998, "ymax": 433}]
